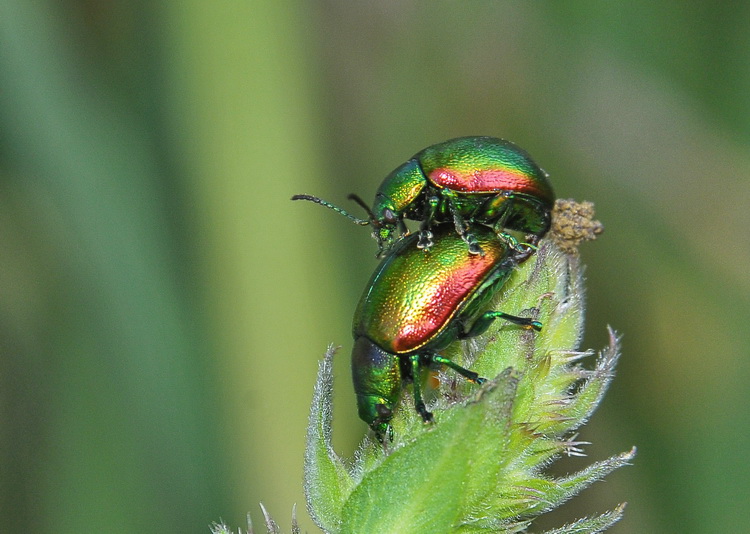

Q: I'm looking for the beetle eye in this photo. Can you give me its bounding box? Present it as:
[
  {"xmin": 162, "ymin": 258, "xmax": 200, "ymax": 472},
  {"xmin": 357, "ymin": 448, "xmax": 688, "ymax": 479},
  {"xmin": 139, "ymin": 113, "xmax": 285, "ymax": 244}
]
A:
[
  {"xmin": 383, "ymin": 209, "xmax": 397, "ymax": 224},
  {"xmin": 376, "ymin": 403, "xmax": 392, "ymax": 419}
]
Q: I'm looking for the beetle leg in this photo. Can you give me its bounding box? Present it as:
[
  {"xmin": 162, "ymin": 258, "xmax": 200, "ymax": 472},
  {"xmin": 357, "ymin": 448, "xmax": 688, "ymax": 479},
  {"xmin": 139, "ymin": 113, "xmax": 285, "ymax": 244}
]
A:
[
  {"xmin": 442, "ymin": 190, "xmax": 484, "ymax": 255},
  {"xmin": 453, "ymin": 211, "xmax": 483, "ymax": 256},
  {"xmin": 489, "ymin": 193, "xmax": 531, "ymax": 253},
  {"xmin": 491, "ymin": 223, "xmax": 540, "ymax": 264},
  {"xmin": 409, "ymin": 354, "xmax": 433, "ymax": 423},
  {"xmin": 489, "ymin": 193, "xmax": 545, "ymax": 258},
  {"xmin": 495, "ymin": 230, "xmax": 537, "ymax": 254},
  {"xmin": 498, "ymin": 231, "xmax": 520, "ymax": 249},
  {"xmin": 398, "ymin": 217, "xmax": 410, "ymax": 238},
  {"xmin": 461, "ymin": 311, "xmax": 543, "ymax": 339},
  {"xmin": 489, "ymin": 199, "xmax": 532, "ymax": 253},
  {"xmin": 431, "ymin": 354, "xmax": 486, "ymax": 385},
  {"xmin": 417, "ymin": 194, "xmax": 439, "ymax": 250},
  {"xmin": 494, "ymin": 191, "xmax": 515, "ymax": 226}
]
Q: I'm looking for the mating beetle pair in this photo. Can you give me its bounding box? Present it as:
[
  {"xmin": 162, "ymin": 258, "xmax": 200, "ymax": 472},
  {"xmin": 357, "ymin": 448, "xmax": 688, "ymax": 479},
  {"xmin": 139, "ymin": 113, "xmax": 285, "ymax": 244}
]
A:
[
  {"xmin": 351, "ymin": 224, "xmax": 541, "ymax": 439},
  {"xmin": 295, "ymin": 136, "xmax": 553, "ymax": 439},
  {"xmin": 293, "ymin": 136, "xmax": 553, "ymax": 257}
]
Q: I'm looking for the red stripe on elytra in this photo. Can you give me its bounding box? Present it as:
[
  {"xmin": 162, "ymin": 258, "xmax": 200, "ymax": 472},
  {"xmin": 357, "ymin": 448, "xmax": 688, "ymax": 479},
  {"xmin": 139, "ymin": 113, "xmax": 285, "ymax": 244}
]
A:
[{"xmin": 430, "ymin": 168, "xmax": 544, "ymax": 195}]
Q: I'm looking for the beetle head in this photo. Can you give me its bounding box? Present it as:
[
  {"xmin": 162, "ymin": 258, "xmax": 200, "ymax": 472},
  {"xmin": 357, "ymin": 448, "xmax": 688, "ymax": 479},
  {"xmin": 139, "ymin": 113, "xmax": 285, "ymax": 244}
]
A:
[
  {"xmin": 356, "ymin": 396, "xmax": 394, "ymax": 442},
  {"xmin": 347, "ymin": 193, "xmax": 400, "ymax": 256},
  {"xmin": 371, "ymin": 209, "xmax": 400, "ymax": 257},
  {"xmin": 351, "ymin": 337, "xmax": 401, "ymax": 440}
]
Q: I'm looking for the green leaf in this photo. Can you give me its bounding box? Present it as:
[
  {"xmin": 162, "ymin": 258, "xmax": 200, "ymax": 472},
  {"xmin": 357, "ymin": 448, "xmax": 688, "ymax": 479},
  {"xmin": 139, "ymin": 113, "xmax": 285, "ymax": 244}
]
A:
[
  {"xmin": 304, "ymin": 347, "xmax": 355, "ymax": 532},
  {"xmin": 539, "ymin": 503, "xmax": 627, "ymax": 534},
  {"xmin": 340, "ymin": 373, "xmax": 520, "ymax": 533}
]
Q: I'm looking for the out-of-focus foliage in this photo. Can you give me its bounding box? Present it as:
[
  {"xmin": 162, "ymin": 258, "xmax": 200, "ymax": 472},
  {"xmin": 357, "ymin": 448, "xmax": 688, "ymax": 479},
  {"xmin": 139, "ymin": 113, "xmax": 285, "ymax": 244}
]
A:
[{"xmin": 0, "ymin": 2, "xmax": 747, "ymax": 533}]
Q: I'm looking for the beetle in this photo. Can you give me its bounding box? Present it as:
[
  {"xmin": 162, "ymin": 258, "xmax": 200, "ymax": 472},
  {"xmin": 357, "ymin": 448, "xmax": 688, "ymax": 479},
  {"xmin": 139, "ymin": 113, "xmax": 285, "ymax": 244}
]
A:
[
  {"xmin": 351, "ymin": 223, "xmax": 542, "ymax": 440},
  {"xmin": 293, "ymin": 136, "xmax": 554, "ymax": 257}
]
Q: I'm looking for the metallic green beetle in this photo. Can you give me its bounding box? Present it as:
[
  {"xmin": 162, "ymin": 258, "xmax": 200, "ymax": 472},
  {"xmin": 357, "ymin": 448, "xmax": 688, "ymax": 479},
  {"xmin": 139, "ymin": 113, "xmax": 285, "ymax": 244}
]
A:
[
  {"xmin": 293, "ymin": 136, "xmax": 554, "ymax": 256},
  {"xmin": 351, "ymin": 224, "xmax": 542, "ymax": 440}
]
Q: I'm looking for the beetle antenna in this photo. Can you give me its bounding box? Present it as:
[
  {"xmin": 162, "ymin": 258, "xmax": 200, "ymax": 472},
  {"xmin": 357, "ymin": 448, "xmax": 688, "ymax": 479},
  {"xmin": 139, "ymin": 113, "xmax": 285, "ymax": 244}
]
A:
[
  {"xmin": 347, "ymin": 193, "xmax": 377, "ymax": 221},
  {"xmin": 291, "ymin": 194, "xmax": 370, "ymax": 225}
]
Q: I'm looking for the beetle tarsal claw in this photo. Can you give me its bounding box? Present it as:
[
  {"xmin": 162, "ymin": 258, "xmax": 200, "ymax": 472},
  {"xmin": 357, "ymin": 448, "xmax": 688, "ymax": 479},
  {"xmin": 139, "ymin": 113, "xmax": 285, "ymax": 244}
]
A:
[
  {"xmin": 419, "ymin": 407, "xmax": 434, "ymax": 423},
  {"xmin": 417, "ymin": 230, "xmax": 434, "ymax": 250},
  {"xmin": 515, "ymin": 241, "xmax": 538, "ymax": 253},
  {"xmin": 468, "ymin": 241, "xmax": 485, "ymax": 256}
]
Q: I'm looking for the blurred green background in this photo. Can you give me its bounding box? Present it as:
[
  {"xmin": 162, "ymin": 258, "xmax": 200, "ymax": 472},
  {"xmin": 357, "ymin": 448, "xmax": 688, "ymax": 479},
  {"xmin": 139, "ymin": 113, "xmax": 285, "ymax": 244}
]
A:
[{"xmin": 1, "ymin": 1, "xmax": 748, "ymax": 532}]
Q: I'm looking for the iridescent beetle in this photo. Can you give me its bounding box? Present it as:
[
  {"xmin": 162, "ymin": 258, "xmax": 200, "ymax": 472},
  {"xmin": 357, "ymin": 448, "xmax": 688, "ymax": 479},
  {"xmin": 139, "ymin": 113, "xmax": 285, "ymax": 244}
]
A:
[
  {"xmin": 351, "ymin": 224, "xmax": 541, "ymax": 440},
  {"xmin": 293, "ymin": 136, "xmax": 554, "ymax": 256}
]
